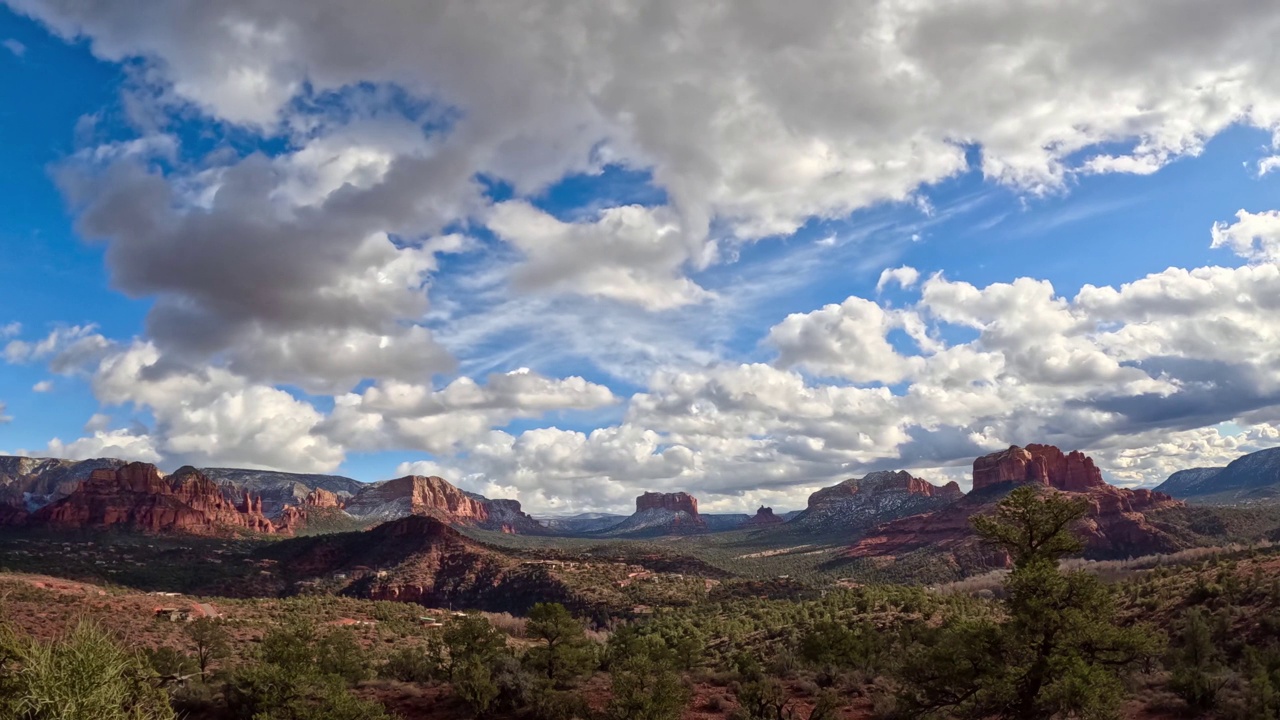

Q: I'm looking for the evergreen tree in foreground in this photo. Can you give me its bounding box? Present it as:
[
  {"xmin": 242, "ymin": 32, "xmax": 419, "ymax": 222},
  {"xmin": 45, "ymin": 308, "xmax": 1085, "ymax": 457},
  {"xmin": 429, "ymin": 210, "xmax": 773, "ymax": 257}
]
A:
[{"xmin": 896, "ymin": 485, "xmax": 1161, "ymax": 720}]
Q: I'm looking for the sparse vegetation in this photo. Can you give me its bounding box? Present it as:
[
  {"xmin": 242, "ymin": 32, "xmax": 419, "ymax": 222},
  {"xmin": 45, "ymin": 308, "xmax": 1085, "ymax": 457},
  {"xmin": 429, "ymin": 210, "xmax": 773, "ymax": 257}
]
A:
[{"xmin": 5, "ymin": 492, "xmax": 1280, "ymax": 718}]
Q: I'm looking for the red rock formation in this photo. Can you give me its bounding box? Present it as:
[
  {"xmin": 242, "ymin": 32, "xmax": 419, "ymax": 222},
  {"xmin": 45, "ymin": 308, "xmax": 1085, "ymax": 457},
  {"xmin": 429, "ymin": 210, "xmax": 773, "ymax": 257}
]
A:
[
  {"xmin": 745, "ymin": 506, "xmax": 783, "ymax": 526},
  {"xmin": 276, "ymin": 505, "xmax": 303, "ymax": 534},
  {"xmin": 636, "ymin": 491, "xmax": 700, "ymax": 517},
  {"xmin": 304, "ymin": 488, "xmax": 342, "ymax": 509},
  {"xmin": 273, "ymin": 487, "xmax": 354, "ymax": 534},
  {"xmin": 847, "ymin": 445, "xmax": 1182, "ymax": 571},
  {"xmin": 28, "ymin": 463, "xmax": 276, "ymax": 536},
  {"xmin": 971, "ymin": 444, "xmax": 1104, "ymax": 493},
  {"xmin": 342, "ymin": 475, "xmax": 543, "ymax": 533},
  {"xmin": 344, "ymin": 475, "xmax": 489, "ymax": 520}
]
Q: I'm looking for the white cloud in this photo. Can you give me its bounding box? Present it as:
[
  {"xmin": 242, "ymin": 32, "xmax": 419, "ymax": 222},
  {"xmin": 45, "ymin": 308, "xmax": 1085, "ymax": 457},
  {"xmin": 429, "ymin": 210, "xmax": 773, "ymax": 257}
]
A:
[
  {"xmin": 767, "ymin": 298, "xmax": 925, "ymax": 383},
  {"xmin": 3, "ymin": 325, "xmax": 113, "ymax": 373},
  {"xmin": 1258, "ymin": 156, "xmax": 1280, "ymax": 177},
  {"xmin": 31, "ymin": 380, "xmax": 53, "ymax": 393},
  {"xmin": 0, "ymin": 402, "xmax": 10, "ymax": 424},
  {"xmin": 11, "ymin": 0, "xmax": 1280, "ymax": 511},
  {"xmin": 2, "ymin": 39, "xmax": 25, "ymax": 58},
  {"xmin": 323, "ymin": 368, "xmax": 617, "ymax": 455},
  {"xmin": 91, "ymin": 342, "xmax": 345, "ymax": 471},
  {"xmin": 45, "ymin": 429, "xmax": 161, "ymax": 463},
  {"xmin": 0, "ymin": 322, "xmax": 20, "ymax": 338},
  {"xmin": 17, "ymin": 0, "xmax": 1280, "ymax": 286},
  {"xmin": 1210, "ymin": 209, "xmax": 1280, "ymax": 263},
  {"xmin": 487, "ymin": 201, "xmax": 712, "ymax": 310},
  {"xmin": 876, "ymin": 266, "xmax": 920, "ymax": 292}
]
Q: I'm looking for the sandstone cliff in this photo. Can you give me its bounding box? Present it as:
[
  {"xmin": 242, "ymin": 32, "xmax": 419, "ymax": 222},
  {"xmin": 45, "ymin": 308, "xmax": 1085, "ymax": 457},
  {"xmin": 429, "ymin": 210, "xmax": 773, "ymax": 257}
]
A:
[
  {"xmin": 846, "ymin": 445, "xmax": 1183, "ymax": 572},
  {"xmin": 602, "ymin": 491, "xmax": 708, "ymax": 536},
  {"xmin": 342, "ymin": 475, "xmax": 542, "ymax": 533},
  {"xmin": 971, "ymin": 443, "xmax": 1104, "ymax": 492},
  {"xmin": 27, "ymin": 463, "xmax": 276, "ymax": 535}
]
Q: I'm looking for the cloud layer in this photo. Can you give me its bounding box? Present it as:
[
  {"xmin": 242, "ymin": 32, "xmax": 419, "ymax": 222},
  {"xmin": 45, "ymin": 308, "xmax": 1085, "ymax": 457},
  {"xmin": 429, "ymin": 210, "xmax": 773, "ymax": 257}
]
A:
[{"xmin": 5, "ymin": 0, "xmax": 1280, "ymax": 511}]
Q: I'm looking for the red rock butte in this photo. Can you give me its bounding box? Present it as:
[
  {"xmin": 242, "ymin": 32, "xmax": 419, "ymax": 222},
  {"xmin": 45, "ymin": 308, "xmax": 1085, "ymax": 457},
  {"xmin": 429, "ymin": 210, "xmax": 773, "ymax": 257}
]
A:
[
  {"xmin": 846, "ymin": 443, "xmax": 1182, "ymax": 567},
  {"xmin": 745, "ymin": 506, "xmax": 783, "ymax": 526},
  {"xmin": 636, "ymin": 491, "xmax": 700, "ymax": 517},
  {"xmin": 971, "ymin": 443, "xmax": 1105, "ymax": 493}
]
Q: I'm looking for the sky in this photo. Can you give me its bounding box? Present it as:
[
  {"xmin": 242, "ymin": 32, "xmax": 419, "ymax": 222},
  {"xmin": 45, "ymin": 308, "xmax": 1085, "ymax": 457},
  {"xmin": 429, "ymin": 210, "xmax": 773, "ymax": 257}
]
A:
[{"xmin": 2, "ymin": 0, "xmax": 1280, "ymax": 514}]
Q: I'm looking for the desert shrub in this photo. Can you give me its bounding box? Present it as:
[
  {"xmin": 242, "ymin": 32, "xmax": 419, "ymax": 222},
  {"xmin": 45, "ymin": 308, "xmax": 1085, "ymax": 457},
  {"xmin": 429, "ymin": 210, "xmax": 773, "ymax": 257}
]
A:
[
  {"xmin": 380, "ymin": 645, "xmax": 439, "ymax": 683},
  {"xmin": 0, "ymin": 621, "xmax": 175, "ymax": 720},
  {"xmin": 144, "ymin": 645, "xmax": 197, "ymax": 678},
  {"xmin": 529, "ymin": 685, "xmax": 593, "ymax": 720},
  {"xmin": 223, "ymin": 619, "xmax": 388, "ymax": 720},
  {"xmin": 441, "ymin": 614, "xmax": 510, "ymax": 715},
  {"xmin": 606, "ymin": 650, "xmax": 689, "ymax": 720},
  {"xmin": 314, "ymin": 628, "xmax": 372, "ymax": 684}
]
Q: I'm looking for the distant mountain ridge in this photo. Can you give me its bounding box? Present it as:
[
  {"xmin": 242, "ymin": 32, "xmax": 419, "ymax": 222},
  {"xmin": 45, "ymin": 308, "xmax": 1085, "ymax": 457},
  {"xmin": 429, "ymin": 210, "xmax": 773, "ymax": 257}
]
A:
[
  {"xmin": 0, "ymin": 456, "xmax": 127, "ymax": 511},
  {"xmin": 0, "ymin": 455, "xmax": 542, "ymax": 536},
  {"xmin": 200, "ymin": 467, "xmax": 365, "ymax": 518},
  {"xmin": 1154, "ymin": 448, "xmax": 1280, "ymax": 504},
  {"xmin": 788, "ymin": 470, "xmax": 963, "ymax": 535}
]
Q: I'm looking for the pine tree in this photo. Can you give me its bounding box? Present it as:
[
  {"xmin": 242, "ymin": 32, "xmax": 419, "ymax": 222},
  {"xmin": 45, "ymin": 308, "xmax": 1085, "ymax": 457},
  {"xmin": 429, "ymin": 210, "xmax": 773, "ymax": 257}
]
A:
[
  {"xmin": 897, "ymin": 485, "xmax": 1160, "ymax": 719},
  {"xmin": 524, "ymin": 602, "xmax": 597, "ymax": 687}
]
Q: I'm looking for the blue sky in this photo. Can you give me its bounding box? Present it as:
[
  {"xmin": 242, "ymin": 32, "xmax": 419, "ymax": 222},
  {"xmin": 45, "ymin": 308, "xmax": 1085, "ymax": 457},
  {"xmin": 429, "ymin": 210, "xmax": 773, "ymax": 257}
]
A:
[{"xmin": 3, "ymin": 1, "xmax": 1280, "ymax": 513}]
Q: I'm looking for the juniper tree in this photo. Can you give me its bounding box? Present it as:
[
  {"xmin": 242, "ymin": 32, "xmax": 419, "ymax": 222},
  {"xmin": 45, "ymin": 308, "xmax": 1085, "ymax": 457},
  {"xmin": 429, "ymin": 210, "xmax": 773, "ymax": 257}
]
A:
[{"xmin": 897, "ymin": 485, "xmax": 1161, "ymax": 720}]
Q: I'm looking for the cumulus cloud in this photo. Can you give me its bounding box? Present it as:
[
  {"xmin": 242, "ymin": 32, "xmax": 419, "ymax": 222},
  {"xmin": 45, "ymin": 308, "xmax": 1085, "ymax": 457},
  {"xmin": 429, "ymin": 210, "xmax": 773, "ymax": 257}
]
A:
[
  {"xmin": 487, "ymin": 201, "xmax": 712, "ymax": 310},
  {"xmin": 323, "ymin": 368, "xmax": 617, "ymax": 455},
  {"xmin": 438, "ymin": 215, "xmax": 1280, "ymax": 511},
  {"xmin": 15, "ymin": 0, "xmax": 1280, "ymax": 268},
  {"xmin": 31, "ymin": 380, "xmax": 53, "ymax": 393},
  {"xmin": 876, "ymin": 266, "xmax": 920, "ymax": 293},
  {"xmin": 1, "ymin": 39, "xmax": 24, "ymax": 57},
  {"xmin": 45, "ymin": 429, "xmax": 161, "ymax": 463},
  {"xmin": 767, "ymin": 298, "xmax": 925, "ymax": 383},
  {"xmin": 91, "ymin": 342, "xmax": 346, "ymax": 471},
  {"xmin": 56, "ymin": 126, "xmax": 471, "ymax": 393},
  {"xmin": 1211, "ymin": 209, "xmax": 1280, "ymax": 263}
]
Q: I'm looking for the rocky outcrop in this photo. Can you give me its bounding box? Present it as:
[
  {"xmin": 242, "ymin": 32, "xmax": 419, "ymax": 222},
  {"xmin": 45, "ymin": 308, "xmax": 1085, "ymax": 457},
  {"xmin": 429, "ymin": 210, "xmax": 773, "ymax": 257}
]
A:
[
  {"xmin": 636, "ymin": 491, "xmax": 700, "ymax": 516},
  {"xmin": 745, "ymin": 506, "xmax": 784, "ymax": 527},
  {"xmin": 971, "ymin": 444, "xmax": 1104, "ymax": 493},
  {"xmin": 789, "ymin": 470, "xmax": 963, "ymax": 535},
  {"xmin": 343, "ymin": 475, "xmax": 542, "ymax": 533},
  {"xmin": 344, "ymin": 475, "xmax": 487, "ymax": 521},
  {"xmin": 602, "ymin": 491, "xmax": 708, "ymax": 536},
  {"xmin": 846, "ymin": 445, "xmax": 1183, "ymax": 572},
  {"xmin": 304, "ymin": 488, "xmax": 343, "ymax": 509},
  {"xmin": 26, "ymin": 463, "xmax": 276, "ymax": 535}
]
